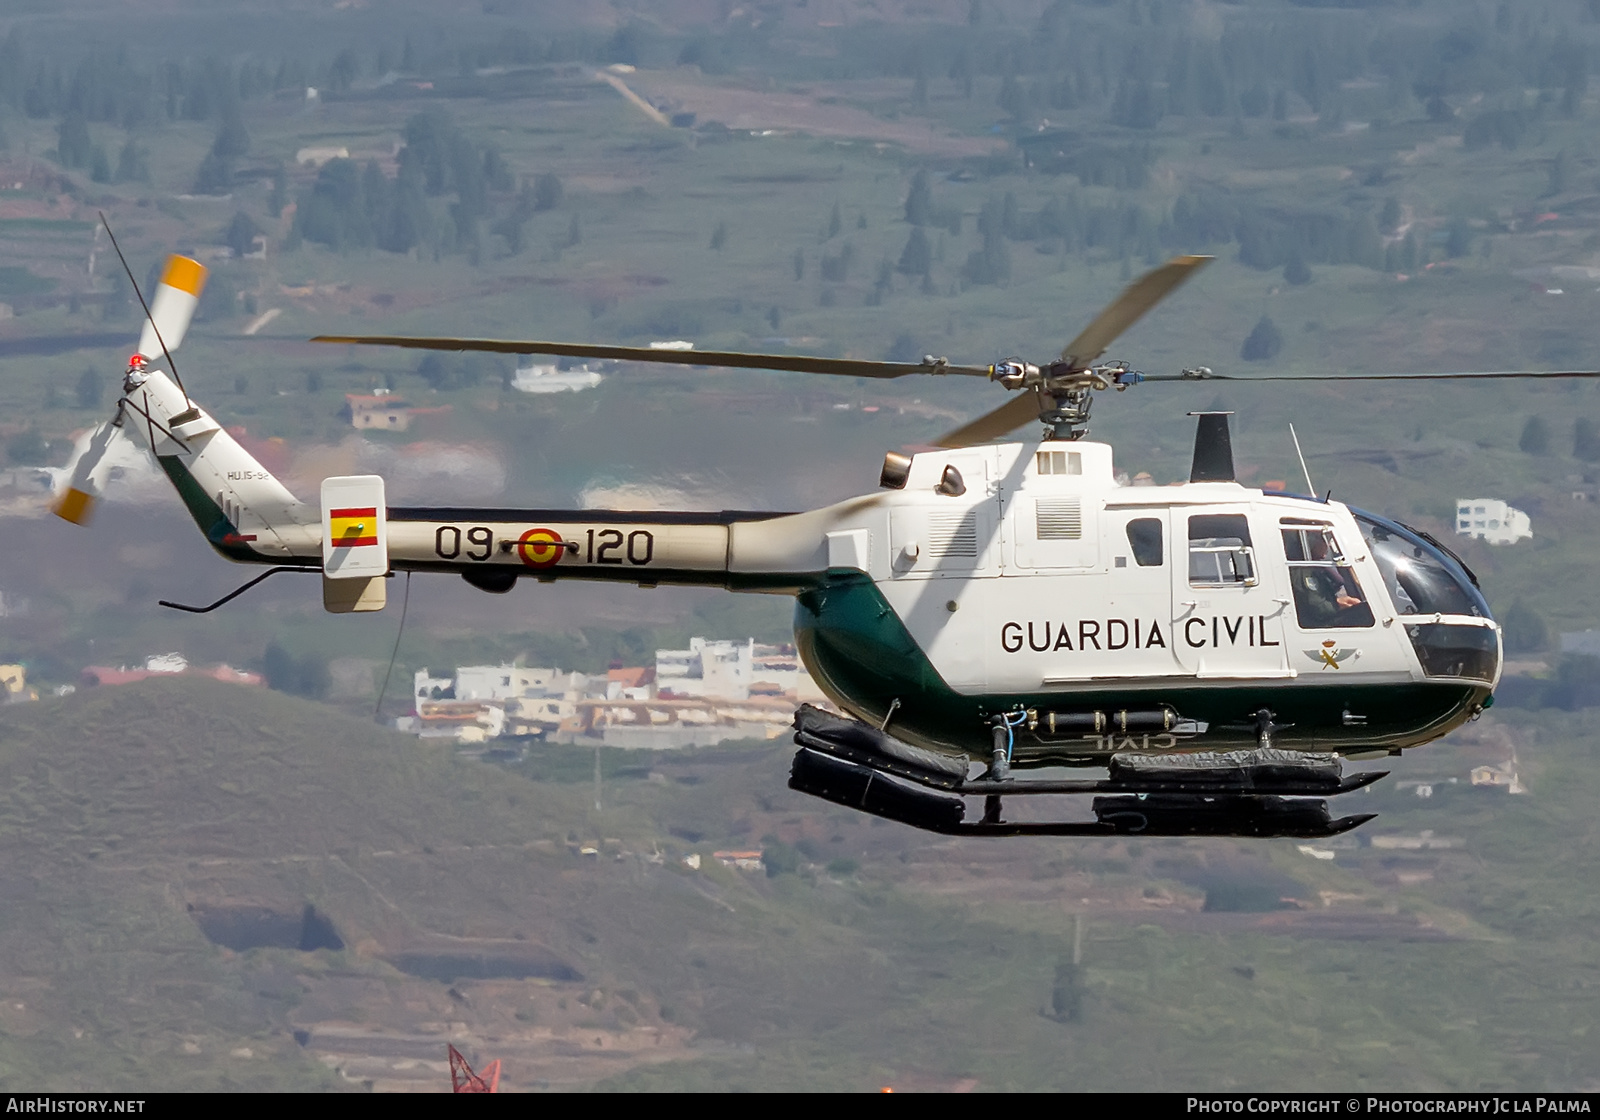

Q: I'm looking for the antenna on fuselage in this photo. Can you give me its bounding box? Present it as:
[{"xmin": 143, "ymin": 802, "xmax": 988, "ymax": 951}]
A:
[
  {"xmin": 1289, "ymin": 423, "xmax": 1316, "ymax": 496},
  {"xmin": 1187, "ymin": 412, "xmax": 1235, "ymax": 483}
]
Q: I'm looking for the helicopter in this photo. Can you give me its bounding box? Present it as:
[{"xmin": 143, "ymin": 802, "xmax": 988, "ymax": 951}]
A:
[{"xmin": 59, "ymin": 246, "xmax": 1563, "ymax": 841}]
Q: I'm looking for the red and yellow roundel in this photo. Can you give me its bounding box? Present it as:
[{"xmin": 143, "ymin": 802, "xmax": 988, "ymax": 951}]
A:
[{"xmin": 517, "ymin": 528, "xmax": 565, "ymax": 569}]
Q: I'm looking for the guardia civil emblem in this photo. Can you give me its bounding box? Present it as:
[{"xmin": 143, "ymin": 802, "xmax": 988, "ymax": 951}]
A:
[{"xmin": 1306, "ymin": 640, "xmax": 1360, "ymax": 670}]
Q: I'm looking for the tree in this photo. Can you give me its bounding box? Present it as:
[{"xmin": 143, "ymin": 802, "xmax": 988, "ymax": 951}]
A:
[
  {"xmin": 1546, "ymin": 654, "xmax": 1600, "ymax": 710},
  {"xmin": 885, "ymin": 332, "xmax": 920, "ymax": 363},
  {"xmin": 1519, "ymin": 415, "xmax": 1551, "ymax": 455},
  {"xmin": 89, "ymin": 146, "xmax": 111, "ymax": 183},
  {"xmin": 709, "ymin": 220, "xmax": 727, "ymax": 250},
  {"xmin": 998, "ymin": 73, "xmax": 1028, "ymax": 120},
  {"xmin": 1501, "ymin": 599, "xmax": 1549, "ymax": 654},
  {"xmin": 868, "ymin": 257, "xmax": 892, "ymax": 306},
  {"xmin": 1548, "ymin": 149, "xmax": 1571, "ymax": 197},
  {"xmin": 897, "ymin": 227, "xmax": 932, "ymax": 276},
  {"xmin": 904, "ymin": 169, "xmax": 931, "ymax": 227},
  {"xmin": 1240, "ymin": 316, "xmax": 1283, "ymax": 362},
  {"xmin": 1283, "ymin": 252, "xmax": 1311, "ymax": 285},
  {"xmin": 6, "ymin": 428, "xmax": 45, "ymax": 464},
  {"xmin": 760, "ymin": 836, "xmax": 799, "ymax": 878},
  {"xmin": 1379, "ymin": 197, "xmax": 1402, "ymax": 235},
  {"xmin": 1051, "ymin": 960, "xmax": 1084, "ymax": 1023},
  {"xmin": 267, "ymin": 162, "xmax": 288, "ymax": 216},
  {"xmin": 533, "ymin": 172, "xmax": 562, "ymax": 211},
  {"xmin": 263, "ymin": 641, "xmax": 295, "ymax": 693},
  {"xmin": 263, "ymin": 641, "xmax": 330, "ymax": 699},
  {"xmin": 75, "ymin": 368, "xmax": 101, "ymax": 410},
  {"xmin": 114, "ymin": 138, "xmax": 149, "ymax": 183},
  {"xmin": 1576, "ymin": 417, "xmax": 1600, "ymax": 461},
  {"xmin": 827, "ymin": 202, "xmax": 841, "ymax": 239},
  {"xmin": 211, "ymin": 105, "xmax": 249, "ymax": 159},
  {"xmin": 224, "ymin": 211, "xmax": 260, "ymax": 259},
  {"xmin": 57, "ymin": 111, "xmax": 92, "ymax": 168},
  {"xmin": 792, "ymin": 248, "xmax": 804, "ymax": 281},
  {"xmin": 192, "ymin": 151, "xmax": 233, "ymax": 195},
  {"xmin": 293, "ymin": 158, "xmax": 369, "ymax": 250},
  {"xmin": 961, "ymin": 199, "xmax": 1011, "ymax": 286}
]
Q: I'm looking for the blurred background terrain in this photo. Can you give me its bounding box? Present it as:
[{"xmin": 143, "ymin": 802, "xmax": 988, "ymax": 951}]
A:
[{"xmin": 1, "ymin": 0, "xmax": 1599, "ymax": 1091}]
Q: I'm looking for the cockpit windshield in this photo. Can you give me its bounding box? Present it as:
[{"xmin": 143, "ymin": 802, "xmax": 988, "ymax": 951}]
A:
[{"xmin": 1352, "ymin": 511, "xmax": 1490, "ymax": 618}]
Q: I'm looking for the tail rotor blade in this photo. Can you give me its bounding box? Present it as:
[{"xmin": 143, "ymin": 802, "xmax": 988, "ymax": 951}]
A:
[
  {"xmin": 137, "ymin": 255, "xmax": 208, "ymax": 361},
  {"xmin": 52, "ymin": 420, "xmax": 122, "ymax": 526}
]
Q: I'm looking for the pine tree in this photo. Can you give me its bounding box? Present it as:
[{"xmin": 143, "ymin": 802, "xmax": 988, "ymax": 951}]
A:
[
  {"xmin": 225, "ymin": 211, "xmax": 260, "ymax": 258},
  {"xmin": 1502, "ymin": 600, "xmax": 1549, "ymax": 654},
  {"xmin": 1519, "ymin": 416, "xmax": 1550, "ymax": 455},
  {"xmin": 57, "ymin": 112, "xmax": 92, "ymax": 168},
  {"xmin": 897, "ymin": 227, "xmax": 932, "ymax": 276},
  {"xmin": 1241, "ymin": 316, "xmax": 1283, "ymax": 362},
  {"xmin": 904, "ymin": 170, "xmax": 932, "ymax": 227},
  {"xmin": 1575, "ymin": 417, "xmax": 1600, "ymax": 461},
  {"xmin": 533, "ymin": 172, "xmax": 562, "ymax": 211},
  {"xmin": 74, "ymin": 368, "xmax": 101, "ymax": 410}
]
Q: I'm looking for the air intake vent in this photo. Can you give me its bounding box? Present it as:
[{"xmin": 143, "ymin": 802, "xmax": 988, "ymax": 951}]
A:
[
  {"xmin": 925, "ymin": 511, "xmax": 979, "ymax": 557},
  {"xmin": 1036, "ymin": 498, "xmax": 1082, "ymax": 540}
]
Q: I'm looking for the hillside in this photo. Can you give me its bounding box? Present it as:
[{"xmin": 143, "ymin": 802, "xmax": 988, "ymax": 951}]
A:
[{"xmin": 0, "ymin": 676, "xmax": 1596, "ymax": 1090}]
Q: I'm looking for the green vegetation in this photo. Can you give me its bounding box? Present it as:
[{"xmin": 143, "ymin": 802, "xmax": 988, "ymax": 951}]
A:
[{"xmin": 0, "ymin": 677, "xmax": 1595, "ymax": 1091}]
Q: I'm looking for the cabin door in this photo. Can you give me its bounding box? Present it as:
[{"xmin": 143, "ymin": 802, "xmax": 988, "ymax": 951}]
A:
[{"xmin": 1171, "ymin": 507, "xmax": 1292, "ymax": 678}]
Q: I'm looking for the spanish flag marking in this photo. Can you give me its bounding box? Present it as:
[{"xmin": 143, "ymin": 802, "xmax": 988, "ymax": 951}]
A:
[
  {"xmin": 329, "ymin": 506, "xmax": 377, "ymax": 548},
  {"xmin": 518, "ymin": 527, "xmax": 564, "ymax": 569}
]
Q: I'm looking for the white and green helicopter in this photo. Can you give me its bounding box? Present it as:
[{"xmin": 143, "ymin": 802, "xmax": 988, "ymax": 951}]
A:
[{"xmin": 62, "ymin": 249, "xmax": 1554, "ymax": 840}]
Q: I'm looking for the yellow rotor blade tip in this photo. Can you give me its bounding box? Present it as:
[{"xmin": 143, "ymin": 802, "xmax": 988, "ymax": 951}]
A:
[
  {"xmin": 53, "ymin": 487, "xmax": 95, "ymax": 526},
  {"xmin": 160, "ymin": 255, "xmax": 208, "ymax": 297}
]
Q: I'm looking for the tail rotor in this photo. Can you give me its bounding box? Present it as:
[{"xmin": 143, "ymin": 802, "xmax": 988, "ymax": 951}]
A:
[{"xmin": 53, "ymin": 239, "xmax": 208, "ymax": 526}]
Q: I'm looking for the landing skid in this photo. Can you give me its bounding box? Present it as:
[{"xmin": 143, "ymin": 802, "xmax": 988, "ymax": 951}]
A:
[{"xmin": 787, "ymin": 706, "xmax": 1383, "ymax": 839}]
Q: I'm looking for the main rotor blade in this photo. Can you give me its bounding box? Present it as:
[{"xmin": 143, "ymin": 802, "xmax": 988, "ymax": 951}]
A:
[
  {"xmin": 1143, "ymin": 368, "xmax": 1600, "ymax": 382},
  {"xmin": 1061, "ymin": 254, "xmax": 1212, "ymax": 367},
  {"xmin": 933, "ymin": 390, "xmax": 1043, "ymax": 449},
  {"xmin": 311, "ymin": 335, "xmax": 994, "ymax": 380}
]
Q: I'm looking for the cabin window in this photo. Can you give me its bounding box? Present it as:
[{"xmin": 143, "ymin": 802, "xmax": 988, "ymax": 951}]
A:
[
  {"xmin": 1281, "ymin": 524, "xmax": 1374, "ymax": 629},
  {"xmin": 1125, "ymin": 518, "xmax": 1163, "ymax": 566},
  {"xmin": 1035, "ymin": 450, "xmax": 1081, "ymax": 476},
  {"xmin": 1188, "ymin": 514, "xmax": 1256, "ymax": 586}
]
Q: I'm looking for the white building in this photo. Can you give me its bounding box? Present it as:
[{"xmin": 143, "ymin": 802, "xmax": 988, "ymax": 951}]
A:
[
  {"xmin": 1455, "ymin": 499, "xmax": 1531, "ymax": 545},
  {"xmin": 511, "ymin": 363, "xmax": 603, "ymax": 394},
  {"xmin": 454, "ymin": 664, "xmax": 572, "ymax": 702},
  {"xmin": 656, "ymin": 638, "xmax": 756, "ymax": 700}
]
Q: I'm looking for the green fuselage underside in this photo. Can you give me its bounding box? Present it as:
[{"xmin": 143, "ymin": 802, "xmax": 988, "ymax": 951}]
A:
[{"xmin": 795, "ymin": 574, "xmax": 1485, "ymax": 763}]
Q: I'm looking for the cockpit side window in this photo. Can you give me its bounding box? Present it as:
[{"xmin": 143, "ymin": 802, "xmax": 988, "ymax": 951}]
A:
[
  {"xmin": 1281, "ymin": 523, "xmax": 1374, "ymax": 629},
  {"xmin": 1125, "ymin": 518, "xmax": 1163, "ymax": 566},
  {"xmin": 1188, "ymin": 514, "xmax": 1256, "ymax": 586}
]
